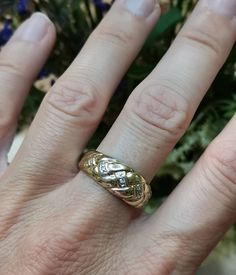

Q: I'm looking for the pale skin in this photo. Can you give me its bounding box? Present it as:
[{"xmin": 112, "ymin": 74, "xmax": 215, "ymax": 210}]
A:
[{"xmin": 0, "ymin": 0, "xmax": 236, "ymax": 274}]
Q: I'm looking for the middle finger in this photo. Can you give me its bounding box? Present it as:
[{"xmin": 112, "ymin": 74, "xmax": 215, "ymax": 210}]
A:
[{"xmin": 8, "ymin": 0, "xmax": 160, "ymax": 184}]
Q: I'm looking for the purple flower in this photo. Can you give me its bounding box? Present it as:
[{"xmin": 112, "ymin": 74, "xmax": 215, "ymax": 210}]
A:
[
  {"xmin": 93, "ymin": 0, "xmax": 110, "ymax": 12},
  {"xmin": 37, "ymin": 68, "xmax": 49, "ymax": 80},
  {"xmin": 17, "ymin": 0, "xmax": 29, "ymax": 15},
  {"xmin": 0, "ymin": 19, "xmax": 13, "ymax": 46}
]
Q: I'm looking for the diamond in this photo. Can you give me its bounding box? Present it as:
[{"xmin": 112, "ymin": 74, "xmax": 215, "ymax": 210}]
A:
[
  {"xmin": 116, "ymin": 171, "xmax": 126, "ymax": 178},
  {"xmin": 135, "ymin": 184, "xmax": 143, "ymax": 198},
  {"xmin": 99, "ymin": 161, "xmax": 109, "ymax": 175}
]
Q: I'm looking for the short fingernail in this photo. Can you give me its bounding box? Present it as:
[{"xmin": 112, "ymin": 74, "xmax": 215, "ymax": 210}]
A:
[
  {"xmin": 123, "ymin": 0, "xmax": 158, "ymax": 17},
  {"xmin": 203, "ymin": 0, "xmax": 236, "ymax": 17},
  {"xmin": 15, "ymin": 12, "xmax": 51, "ymax": 42}
]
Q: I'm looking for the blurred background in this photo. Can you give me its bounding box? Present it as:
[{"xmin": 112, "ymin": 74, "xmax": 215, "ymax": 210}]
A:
[{"xmin": 1, "ymin": 0, "xmax": 236, "ymax": 273}]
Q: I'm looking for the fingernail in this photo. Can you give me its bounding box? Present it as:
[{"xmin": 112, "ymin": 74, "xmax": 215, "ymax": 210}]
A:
[
  {"xmin": 204, "ymin": 0, "xmax": 236, "ymax": 17},
  {"xmin": 15, "ymin": 12, "xmax": 51, "ymax": 42},
  {"xmin": 123, "ymin": 0, "xmax": 158, "ymax": 17}
]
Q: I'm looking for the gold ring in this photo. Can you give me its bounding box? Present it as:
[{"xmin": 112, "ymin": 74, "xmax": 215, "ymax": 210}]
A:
[{"xmin": 79, "ymin": 150, "xmax": 152, "ymax": 208}]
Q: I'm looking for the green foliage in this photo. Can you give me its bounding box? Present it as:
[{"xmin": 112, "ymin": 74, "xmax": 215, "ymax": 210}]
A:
[
  {"xmin": 144, "ymin": 7, "xmax": 183, "ymax": 47},
  {"xmin": 1, "ymin": 0, "xmax": 236, "ymax": 212}
]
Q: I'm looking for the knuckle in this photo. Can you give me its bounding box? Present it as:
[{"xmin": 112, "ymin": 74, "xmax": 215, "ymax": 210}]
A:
[
  {"xmin": 45, "ymin": 79, "xmax": 101, "ymax": 127},
  {"xmin": 201, "ymin": 141, "xmax": 236, "ymax": 205},
  {"xmin": 177, "ymin": 6, "xmax": 235, "ymax": 58},
  {"xmin": 140, "ymin": 250, "xmax": 175, "ymax": 275},
  {"xmin": 92, "ymin": 0, "xmax": 147, "ymax": 49},
  {"xmin": 140, "ymin": 231, "xmax": 197, "ymax": 275},
  {"xmin": 127, "ymin": 85, "xmax": 189, "ymax": 141},
  {"xmin": 24, "ymin": 233, "xmax": 73, "ymax": 274},
  {"xmin": 0, "ymin": 60, "xmax": 24, "ymax": 79},
  {"xmin": 94, "ymin": 26, "xmax": 135, "ymax": 47},
  {"xmin": 205, "ymin": 141, "xmax": 236, "ymax": 185},
  {"xmin": 180, "ymin": 27, "xmax": 221, "ymax": 56},
  {"xmin": 23, "ymin": 225, "xmax": 110, "ymax": 275}
]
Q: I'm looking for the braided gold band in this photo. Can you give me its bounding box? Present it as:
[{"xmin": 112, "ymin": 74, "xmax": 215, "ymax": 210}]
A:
[{"xmin": 79, "ymin": 150, "xmax": 151, "ymax": 208}]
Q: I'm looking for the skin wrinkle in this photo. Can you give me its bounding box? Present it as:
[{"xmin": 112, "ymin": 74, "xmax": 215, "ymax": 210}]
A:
[
  {"xmin": 0, "ymin": 0, "xmax": 236, "ymax": 274},
  {"xmin": 0, "ymin": 182, "xmax": 39, "ymax": 239},
  {"xmin": 129, "ymin": 85, "xmax": 189, "ymax": 137},
  {"xmin": 46, "ymin": 82, "xmax": 102, "ymax": 124},
  {"xmin": 11, "ymin": 206, "xmax": 126, "ymax": 274}
]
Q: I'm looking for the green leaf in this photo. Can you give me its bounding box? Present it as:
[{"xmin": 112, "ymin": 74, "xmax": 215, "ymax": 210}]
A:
[
  {"xmin": 144, "ymin": 7, "xmax": 183, "ymax": 47},
  {"xmin": 0, "ymin": 0, "xmax": 15, "ymax": 13}
]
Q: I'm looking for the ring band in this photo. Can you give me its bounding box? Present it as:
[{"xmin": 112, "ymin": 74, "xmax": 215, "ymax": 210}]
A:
[{"xmin": 79, "ymin": 150, "xmax": 152, "ymax": 208}]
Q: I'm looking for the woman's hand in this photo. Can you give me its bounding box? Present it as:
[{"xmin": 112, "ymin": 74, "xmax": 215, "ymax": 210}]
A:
[{"xmin": 0, "ymin": 0, "xmax": 236, "ymax": 274}]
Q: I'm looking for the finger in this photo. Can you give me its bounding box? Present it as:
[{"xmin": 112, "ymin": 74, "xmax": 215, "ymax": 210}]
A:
[
  {"xmin": 0, "ymin": 13, "xmax": 56, "ymax": 173},
  {"xmin": 9, "ymin": 0, "xmax": 160, "ymax": 183},
  {"xmin": 97, "ymin": 0, "xmax": 236, "ymax": 182},
  {"xmin": 138, "ymin": 115, "xmax": 236, "ymax": 273}
]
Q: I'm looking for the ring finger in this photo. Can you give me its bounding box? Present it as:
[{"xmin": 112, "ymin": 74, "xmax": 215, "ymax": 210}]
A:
[{"xmin": 96, "ymin": 0, "xmax": 236, "ymax": 184}]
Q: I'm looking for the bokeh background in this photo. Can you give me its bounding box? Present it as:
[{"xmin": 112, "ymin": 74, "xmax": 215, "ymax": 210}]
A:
[{"xmin": 1, "ymin": 0, "xmax": 236, "ymax": 273}]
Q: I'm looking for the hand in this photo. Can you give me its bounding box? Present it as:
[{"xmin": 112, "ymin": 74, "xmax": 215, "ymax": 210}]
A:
[{"xmin": 0, "ymin": 0, "xmax": 236, "ymax": 274}]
